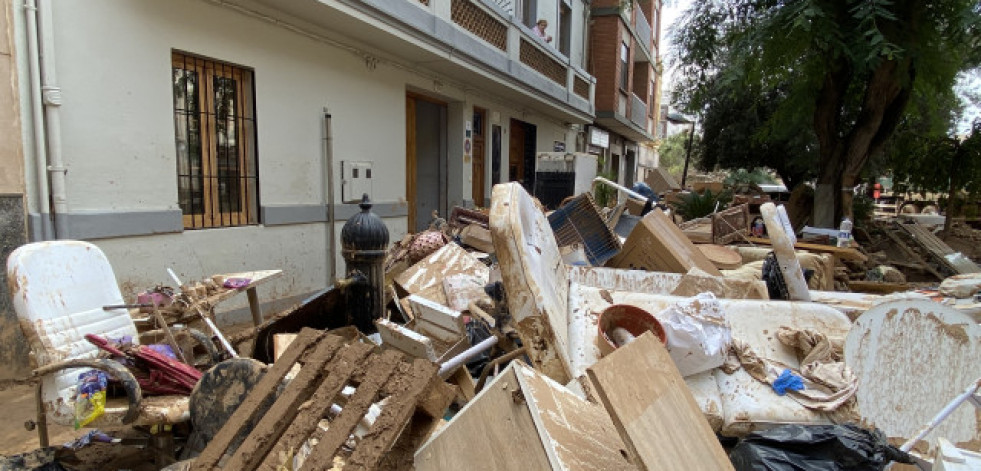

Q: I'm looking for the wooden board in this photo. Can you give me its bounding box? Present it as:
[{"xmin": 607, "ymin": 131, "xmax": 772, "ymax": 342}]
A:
[
  {"xmin": 696, "ymin": 244, "xmax": 743, "ymax": 270},
  {"xmin": 587, "ymin": 332, "xmax": 734, "ymax": 471},
  {"xmin": 415, "ymin": 367, "xmax": 554, "ymax": 471},
  {"xmin": 514, "ymin": 363, "xmax": 635, "ymax": 471},
  {"xmin": 896, "ymin": 221, "xmax": 981, "ymax": 275},
  {"xmin": 606, "ymin": 208, "xmax": 722, "ymax": 276},
  {"xmin": 645, "ymin": 167, "xmax": 681, "ymax": 194},
  {"xmin": 416, "ymin": 363, "xmax": 633, "ymax": 471},
  {"xmin": 743, "ymin": 236, "xmax": 868, "ymax": 262}
]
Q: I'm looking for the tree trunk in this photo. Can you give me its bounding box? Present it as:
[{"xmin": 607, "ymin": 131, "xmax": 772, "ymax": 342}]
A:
[{"xmin": 813, "ymin": 58, "xmax": 913, "ymax": 225}]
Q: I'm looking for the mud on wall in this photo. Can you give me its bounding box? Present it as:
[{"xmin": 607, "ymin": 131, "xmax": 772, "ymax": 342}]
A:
[{"xmin": 0, "ymin": 195, "xmax": 31, "ymax": 380}]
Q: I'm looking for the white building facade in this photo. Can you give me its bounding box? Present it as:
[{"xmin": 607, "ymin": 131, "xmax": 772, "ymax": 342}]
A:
[{"xmin": 8, "ymin": 0, "xmax": 594, "ymax": 332}]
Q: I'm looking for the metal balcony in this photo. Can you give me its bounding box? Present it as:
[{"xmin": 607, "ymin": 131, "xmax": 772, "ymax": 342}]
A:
[{"xmin": 248, "ymin": 0, "xmax": 596, "ymax": 123}]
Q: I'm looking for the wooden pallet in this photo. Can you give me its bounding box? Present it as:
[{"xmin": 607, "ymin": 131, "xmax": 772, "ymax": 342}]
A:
[
  {"xmin": 192, "ymin": 328, "xmax": 451, "ymax": 471},
  {"xmin": 891, "ymin": 221, "xmax": 970, "ymax": 277}
]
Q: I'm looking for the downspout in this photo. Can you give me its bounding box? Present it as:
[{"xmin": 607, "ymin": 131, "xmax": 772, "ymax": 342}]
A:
[
  {"xmin": 324, "ymin": 109, "xmax": 337, "ymax": 282},
  {"xmin": 36, "ymin": 0, "xmax": 67, "ymax": 238},
  {"xmin": 23, "ymin": 0, "xmax": 52, "ymax": 240}
]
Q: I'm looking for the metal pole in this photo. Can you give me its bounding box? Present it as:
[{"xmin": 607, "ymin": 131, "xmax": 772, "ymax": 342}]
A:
[{"xmin": 681, "ymin": 122, "xmax": 695, "ymax": 188}]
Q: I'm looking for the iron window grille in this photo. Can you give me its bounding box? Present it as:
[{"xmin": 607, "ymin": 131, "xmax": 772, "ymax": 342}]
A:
[{"xmin": 172, "ymin": 51, "xmax": 259, "ymax": 229}]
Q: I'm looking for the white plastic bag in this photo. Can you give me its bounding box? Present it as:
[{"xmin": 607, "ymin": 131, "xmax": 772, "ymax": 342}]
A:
[{"xmin": 658, "ymin": 292, "xmax": 732, "ymax": 377}]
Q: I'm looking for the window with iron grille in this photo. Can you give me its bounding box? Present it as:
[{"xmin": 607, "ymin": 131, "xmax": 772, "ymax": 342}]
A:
[{"xmin": 172, "ymin": 51, "xmax": 259, "ymax": 229}]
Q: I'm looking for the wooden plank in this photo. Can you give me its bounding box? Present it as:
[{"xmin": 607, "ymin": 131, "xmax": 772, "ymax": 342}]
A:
[
  {"xmin": 743, "ymin": 236, "xmax": 869, "ymax": 262},
  {"xmin": 881, "ymin": 227, "xmax": 945, "ymax": 280},
  {"xmin": 696, "ymin": 244, "xmax": 742, "ymax": 270},
  {"xmin": 256, "ymin": 342, "xmax": 377, "ymax": 471},
  {"xmin": 847, "ymin": 280, "xmax": 911, "ymax": 294},
  {"xmin": 221, "ymin": 336, "xmax": 344, "ymax": 470},
  {"xmin": 408, "ymin": 295, "xmax": 465, "ymax": 334},
  {"xmin": 414, "ymin": 367, "xmax": 553, "ymax": 471},
  {"xmin": 272, "ymin": 333, "xmax": 297, "ymax": 361},
  {"xmin": 899, "ymin": 222, "xmax": 954, "ymax": 255},
  {"xmin": 376, "ymin": 319, "xmax": 437, "ymax": 361},
  {"xmin": 273, "ymin": 349, "xmax": 399, "ymax": 471},
  {"xmin": 587, "ymin": 332, "xmax": 734, "ymax": 471},
  {"xmin": 192, "ymin": 328, "xmax": 325, "ymax": 470},
  {"xmin": 607, "ymin": 208, "xmax": 722, "ymax": 276},
  {"xmin": 345, "ymin": 358, "xmax": 438, "ymax": 470}
]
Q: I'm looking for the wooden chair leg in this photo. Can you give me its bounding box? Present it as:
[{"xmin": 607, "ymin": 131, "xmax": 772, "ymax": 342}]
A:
[{"xmin": 35, "ymin": 382, "xmax": 49, "ymax": 448}]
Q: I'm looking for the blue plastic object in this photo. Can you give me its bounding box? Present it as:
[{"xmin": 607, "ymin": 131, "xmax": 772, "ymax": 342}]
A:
[{"xmin": 772, "ymin": 369, "xmax": 805, "ymax": 395}]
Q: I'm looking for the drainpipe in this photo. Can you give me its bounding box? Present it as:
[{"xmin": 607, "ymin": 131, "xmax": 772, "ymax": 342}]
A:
[
  {"xmin": 36, "ymin": 0, "xmax": 68, "ymax": 238},
  {"xmin": 23, "ymin": 0, "xmax": 52, "ymax": 240},
  {"xmin": 324, "ymin": 109, "xmax": 337, "ymax": 281}
]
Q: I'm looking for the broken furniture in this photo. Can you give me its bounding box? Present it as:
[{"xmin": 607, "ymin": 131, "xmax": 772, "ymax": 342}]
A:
[
  {"xmin": 415, "ymin": 361, "xmax": 635, "ymax": 471},
  {"xmin": 375, "ymin": 295, "xmax": 469, "ymax": 363},
  {"xmin": 6, "ymin": 241, "xmax": 194, "ymax": 448},
  {"xmin": 193, "ymin": 328, "xmax": 452, "ymax": 470},
  {"xmin": 489, "ymin": 182, "xmax": 853, "ymax": 434},
  {"xmin": 845, "ymin": 299, "xmax": 981, "ymax": 456},
  {"xmin": 679, "ymin": 204, "xmax": 751, "ymax": 245},
  {"xmin": 548, "ymin": 192, "xmax": 622, "ymax": 266},
  {"xmin": 394, "ymin": 243, "xmax": 489, "ymax": 309},
  {"xmin": 606, "ymin": 208, "xmax": 722, "ymax": 275},
  {"xmin": 154, "ymin": 269, "xmax": 283, "ymax": 328},
  {"xmin": 892, "ymin": 220, "xmax": 981, "ymax": 277}
]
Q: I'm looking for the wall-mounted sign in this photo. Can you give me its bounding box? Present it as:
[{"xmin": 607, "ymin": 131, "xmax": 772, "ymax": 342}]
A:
[
  {"xmin": 553, "ymin": 141, "xmax": 566, "ymax": 152},
  {"xmin": 589, "ymin": 127, "xmax": 609, "ymax": 148}
]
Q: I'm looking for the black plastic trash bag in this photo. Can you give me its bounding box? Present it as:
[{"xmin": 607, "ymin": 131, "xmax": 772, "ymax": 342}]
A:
[{"xmin": 729, "ymin": 424, "xmax": 914, "ymax": 471}]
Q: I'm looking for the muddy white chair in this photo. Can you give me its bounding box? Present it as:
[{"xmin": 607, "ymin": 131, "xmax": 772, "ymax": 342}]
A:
[{"xmin": 7, "ymin": 240, "xmax": 190, "ymax": 447}]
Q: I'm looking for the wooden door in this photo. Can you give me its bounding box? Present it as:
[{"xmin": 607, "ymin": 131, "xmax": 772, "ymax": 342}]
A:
[
  {"xmin": 406, "ymin": 96, "xmax": 417, "ymax": 231},
  {"xmin": 472, "ymin": 108, "xmax": 486, "ymax": 207}
]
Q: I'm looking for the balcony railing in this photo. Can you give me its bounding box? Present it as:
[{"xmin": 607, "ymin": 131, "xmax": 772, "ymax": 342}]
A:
[
  {"xmin": 405, "ymin": 0, "xmax": 594, "ymax": 110},
  {"xmin": 630, "ymin": 93, "xmax": 646, "ymax": 127},
  {"xmin": 451, "ymin": 0, "xmax": 507, "ymax": 51},
  {"xmin": 633, "ymin": 9, "xmax": 652, "ymax": 59}
]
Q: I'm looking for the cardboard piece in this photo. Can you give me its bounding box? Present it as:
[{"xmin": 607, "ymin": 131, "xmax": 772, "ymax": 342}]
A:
[
  {"xmin": 645, "ymin": 167, "xmax": 681, "ymax": 194},
  {"xmin": 606, "ymin": 209, "xmax": 722, "ymax": 276},
  {"xmin": 587, "ymin": 332, "xmax": 734, "ymax": 471}
]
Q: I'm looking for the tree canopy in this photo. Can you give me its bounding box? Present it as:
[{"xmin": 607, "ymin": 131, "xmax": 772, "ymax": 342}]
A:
[{"xmin": 671, "ymin": 0, "xmax": 981, "ymax": 226}]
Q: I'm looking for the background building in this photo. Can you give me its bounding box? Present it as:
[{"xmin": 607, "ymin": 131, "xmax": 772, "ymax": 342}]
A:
[{"xmin": 586, "ymin": 0, "xmax": 662, "ymax": 193}]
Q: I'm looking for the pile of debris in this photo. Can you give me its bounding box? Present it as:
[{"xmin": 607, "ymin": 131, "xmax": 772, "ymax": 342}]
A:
[{"xmin": 5, "ymin": 182, "xmax": 981, "ymax": 471}]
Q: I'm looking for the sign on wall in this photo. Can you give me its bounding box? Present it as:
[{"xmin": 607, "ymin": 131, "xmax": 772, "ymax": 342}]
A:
[{"xmin": 589, "ymin": 127, "xmax": 609, "ymax": 148}]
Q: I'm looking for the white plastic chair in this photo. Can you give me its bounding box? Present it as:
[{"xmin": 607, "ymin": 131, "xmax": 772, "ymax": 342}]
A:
[{"xmin": 7, "ymin": 240, "xmax": 189, "ymax": 446}]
